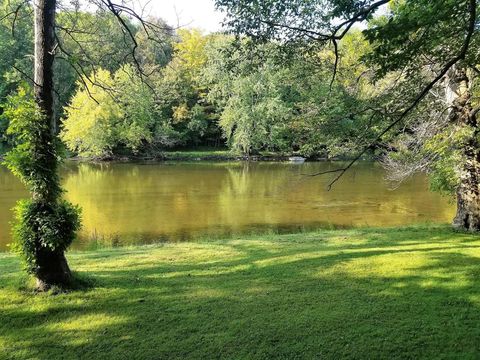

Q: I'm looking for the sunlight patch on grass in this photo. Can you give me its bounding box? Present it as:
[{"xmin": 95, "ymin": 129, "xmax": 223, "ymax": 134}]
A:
[
  {"xmin": 45, "ymin": 313, "xmax": 129, "ymax": 332},
  {"xmin": 2, "ymin": 225, "xmax": 480, "ymax": 359}
]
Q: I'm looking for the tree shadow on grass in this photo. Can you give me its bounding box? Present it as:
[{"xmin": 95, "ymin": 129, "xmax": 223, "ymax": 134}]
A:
[{"xmin": 2, "ymin": 227, "xmax": 480, "ymax": 359}]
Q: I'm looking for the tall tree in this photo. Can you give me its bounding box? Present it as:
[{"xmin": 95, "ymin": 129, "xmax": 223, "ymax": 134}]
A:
[
  {"xmin": 2, "ymin": 0, "xmax": 165, "ymax": 289},
  {"xmin": 34, "ymin": 0, "xmax": 55, "ymax": 133},
  {"xmin": 2, "ymin": 0, "xmax": 81, "ymax": 290}
]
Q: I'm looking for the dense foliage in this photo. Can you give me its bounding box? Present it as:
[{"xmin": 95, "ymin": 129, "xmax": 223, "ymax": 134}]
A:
[
  {"xmin": 0, "ymin": 5, "xmax": 377, "ymax": 159},
  {"xmin": 0, "ymin": 0, "xmax": 476, "ymax": 171}
]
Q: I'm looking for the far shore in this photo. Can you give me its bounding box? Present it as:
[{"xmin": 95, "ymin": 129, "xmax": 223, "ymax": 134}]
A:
[
  {"xmin": 65, "ymin": 150, "xmax": 367, "ymax": 163},
  {"xmin": 1, "ymin": 148, "xmax": 376, "ymax": 164}
]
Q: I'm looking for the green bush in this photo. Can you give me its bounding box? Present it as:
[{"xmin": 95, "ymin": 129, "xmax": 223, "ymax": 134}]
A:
[{"xmin": 11, "ymin": 199, "xmax": 81, "ymax": 273}]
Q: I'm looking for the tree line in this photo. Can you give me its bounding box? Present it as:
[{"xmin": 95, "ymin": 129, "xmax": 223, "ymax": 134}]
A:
[{"xmin": 0, "ymin": 4, "xmax": 383, "ymax": 159}]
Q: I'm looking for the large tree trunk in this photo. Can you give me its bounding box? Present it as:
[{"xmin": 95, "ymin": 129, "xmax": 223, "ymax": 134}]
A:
[
  {"xmin": 446, "ymin": 65, "xmax": 480, "ymax": 231},
  {"xmin": 33, "ymin": 0, "xmax": 72, "ymax": 289},
  {"xmin": 453, "ymin": 145, "xmax": 480, "ymax": 231},
  {"xmin": 34, "ymin": 0, "xmax": 56, "ymax": 133},
  {"xmin": 35, "ymin": 247, "xmax": 72, "ymax": 291}
]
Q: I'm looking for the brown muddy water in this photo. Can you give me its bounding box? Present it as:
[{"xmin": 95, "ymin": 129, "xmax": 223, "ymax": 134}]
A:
[{"xmin": 0, "ymin": 161, "xmax": 454, "ymax": 250}]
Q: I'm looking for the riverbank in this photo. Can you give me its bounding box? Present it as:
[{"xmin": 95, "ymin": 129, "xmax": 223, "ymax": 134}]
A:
[
  {"xmin": 1, "ymin": 225, "xmax": 480, "ymax": 359},
  {"xmin": 67, "ymin": 149, "xmax": 352, "ymax": 162},
  {"xmin": 161, "ymin": 150, "xmax": 294, "ymax": 161},
  {"xmin": 69, "ymin": 150, "xmax": 294, "ymax": 162},
  {"xmin": 2, "ymin": 147, "xmax": 369, "ymax": 163}
]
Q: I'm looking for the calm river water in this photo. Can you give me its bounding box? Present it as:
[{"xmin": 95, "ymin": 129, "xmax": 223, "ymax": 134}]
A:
[{"xmin": 0, "ymin": 161, "xmax": 455, "ymax": 250}]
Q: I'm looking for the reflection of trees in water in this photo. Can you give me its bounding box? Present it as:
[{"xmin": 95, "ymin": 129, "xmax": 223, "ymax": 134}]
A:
[
  {"xmin": 0, "ymin": 161, "xmax": 457, "ymax": 250},
  {"xmin": 63, "ymin": 163, "xmax": 240, "ymax": 242},
  {"xmin": 219, "ymin": 162, "xmax": 305, "ymax": 226},
  {"xmin": 55, "ymin": 162, "xmax": 454, "ymax": 247},
  {"xmin": 0, "ymin": 167, "xmax": 28, "ymax": 248}
]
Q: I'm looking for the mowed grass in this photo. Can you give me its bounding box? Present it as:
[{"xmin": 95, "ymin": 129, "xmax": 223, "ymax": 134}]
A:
[{"xmin": 1, "ymin": 226, "xmax": 480, "ymax": 359}]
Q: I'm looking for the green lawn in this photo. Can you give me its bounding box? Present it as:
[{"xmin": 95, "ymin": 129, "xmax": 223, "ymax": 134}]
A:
[{"xmin": 1, "ymin": 226, "xmax": 480, "ymax": 359}]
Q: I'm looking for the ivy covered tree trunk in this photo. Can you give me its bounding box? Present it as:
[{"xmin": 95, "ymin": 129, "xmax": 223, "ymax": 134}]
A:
[
  {"xmin": 32, "ymin": 0, "xmax": 71, "ymax": 290},
  {"xmin": 447, "ymin": 65, "xmax": 480, "ymax": 231}
]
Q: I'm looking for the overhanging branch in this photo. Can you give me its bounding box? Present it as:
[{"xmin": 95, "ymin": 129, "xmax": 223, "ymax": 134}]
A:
[{"xmin": 307, "ymin": 0, "xmax": 477, "ymax": 190}]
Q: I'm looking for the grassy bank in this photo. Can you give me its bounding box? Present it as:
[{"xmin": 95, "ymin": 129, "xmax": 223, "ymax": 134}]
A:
[
  {"xmin": 1, "ymin": 226, "xmax": 480, "ymax": 359},
  {"xmin": 161, "ymin": 149, "xmax": 241, "ymax": 161},
  {"xmin": 66, "ymin": 148, "xmax": 367, "ymax": 162},
  {"xmin": 69, "ymin": 149, "xmax": 304, "ymax": 162}
]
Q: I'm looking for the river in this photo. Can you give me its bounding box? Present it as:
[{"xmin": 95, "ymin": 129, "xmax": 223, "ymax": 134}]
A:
[{"xmin": 0, "ymin": 161, "xmax": 455, "ymax": 250}]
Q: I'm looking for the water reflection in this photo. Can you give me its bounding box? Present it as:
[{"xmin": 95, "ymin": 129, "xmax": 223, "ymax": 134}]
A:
[{"xmin": 0, "ymin": 161, "xmax": 455, "ymax": 250}]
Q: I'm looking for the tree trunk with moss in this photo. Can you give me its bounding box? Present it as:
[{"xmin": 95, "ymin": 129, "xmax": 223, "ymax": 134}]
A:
[
  {"xmin": 446, "ymin": 65, "xmax": 480, "ymax": 232},
  {"xmin": 33, "ymin": 0, "xmax": 72, "ymax": 289}
]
